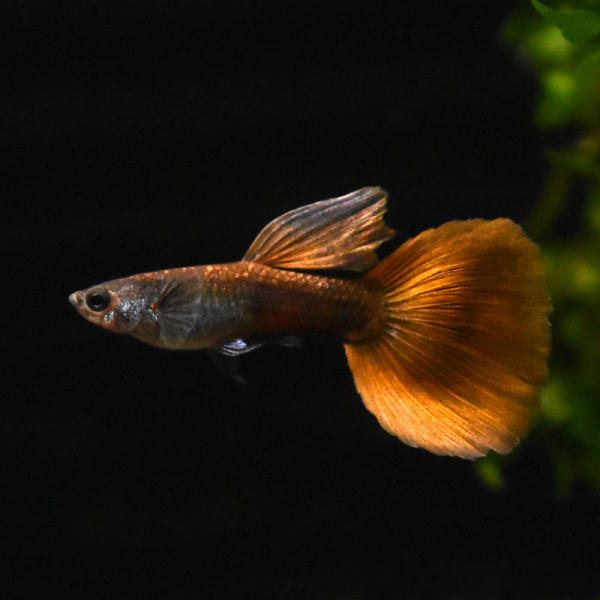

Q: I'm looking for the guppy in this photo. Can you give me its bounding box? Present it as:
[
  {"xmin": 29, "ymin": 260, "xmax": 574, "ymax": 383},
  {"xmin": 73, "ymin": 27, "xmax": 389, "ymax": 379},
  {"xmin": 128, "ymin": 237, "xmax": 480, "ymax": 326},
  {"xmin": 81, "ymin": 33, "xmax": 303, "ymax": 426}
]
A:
[{"xmin": 70, "ymin": 187, "xmax": 551, "ymax": 458}]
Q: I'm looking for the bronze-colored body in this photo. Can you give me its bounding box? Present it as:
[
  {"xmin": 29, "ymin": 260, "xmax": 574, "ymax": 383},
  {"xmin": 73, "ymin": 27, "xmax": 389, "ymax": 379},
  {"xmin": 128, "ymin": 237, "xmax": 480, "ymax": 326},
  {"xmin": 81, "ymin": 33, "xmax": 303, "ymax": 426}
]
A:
[
  {"xmin": 69, "ymin": 262, "xmax": 383, "ymax": 351},
  {"xmin": 142, "ymin": 261, "xmax": 382, "ymax": 347}
]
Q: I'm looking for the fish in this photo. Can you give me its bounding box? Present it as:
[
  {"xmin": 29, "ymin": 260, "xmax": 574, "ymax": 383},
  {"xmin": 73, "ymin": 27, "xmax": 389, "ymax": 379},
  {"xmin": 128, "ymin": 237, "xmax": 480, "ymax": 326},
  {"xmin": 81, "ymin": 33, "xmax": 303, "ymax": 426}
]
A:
[{"xmin": 69, "ymin": 187, "xmax": 551, "ymax": 458}]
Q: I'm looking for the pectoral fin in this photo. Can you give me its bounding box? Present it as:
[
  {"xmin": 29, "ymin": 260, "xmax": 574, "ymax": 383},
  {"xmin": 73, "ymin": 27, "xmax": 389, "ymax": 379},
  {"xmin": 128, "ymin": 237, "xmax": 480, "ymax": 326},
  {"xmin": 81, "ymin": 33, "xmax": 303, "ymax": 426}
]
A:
[
  {"xmin": 151, "ymin": 278, "xmax": 203, "ymax": 347},
  {"xmin": 243, "ymin": 187, "xmax": 395, "ymax": 272}
]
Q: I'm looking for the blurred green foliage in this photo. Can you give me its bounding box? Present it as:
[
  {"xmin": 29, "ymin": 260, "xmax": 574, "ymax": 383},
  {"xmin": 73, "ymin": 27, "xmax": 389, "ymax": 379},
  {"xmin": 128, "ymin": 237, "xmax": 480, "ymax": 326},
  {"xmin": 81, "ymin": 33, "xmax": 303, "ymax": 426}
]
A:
[{"xmin": 478, "ymin": 0, "xmax": 600, "ymax": 494}]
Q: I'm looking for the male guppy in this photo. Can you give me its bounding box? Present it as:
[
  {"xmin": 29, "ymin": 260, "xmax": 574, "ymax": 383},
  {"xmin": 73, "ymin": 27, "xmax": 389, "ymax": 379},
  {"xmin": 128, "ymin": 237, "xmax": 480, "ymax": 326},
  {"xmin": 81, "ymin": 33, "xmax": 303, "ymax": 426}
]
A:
[{"xmin": 70, "ymin": 187, "xmax": 551, "ymax": 458}]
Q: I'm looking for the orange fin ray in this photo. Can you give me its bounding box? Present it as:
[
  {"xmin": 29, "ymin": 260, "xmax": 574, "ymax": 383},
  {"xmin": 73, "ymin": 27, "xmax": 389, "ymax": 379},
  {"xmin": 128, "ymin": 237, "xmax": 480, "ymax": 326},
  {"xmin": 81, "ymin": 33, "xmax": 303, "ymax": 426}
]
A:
[
  {"xmin": 346, "ymin": 218, "xmax": 551, "ymax": 458},
  {"xmin": 243, "ymin": 187, "xmax": 395, "ymax": 272}
]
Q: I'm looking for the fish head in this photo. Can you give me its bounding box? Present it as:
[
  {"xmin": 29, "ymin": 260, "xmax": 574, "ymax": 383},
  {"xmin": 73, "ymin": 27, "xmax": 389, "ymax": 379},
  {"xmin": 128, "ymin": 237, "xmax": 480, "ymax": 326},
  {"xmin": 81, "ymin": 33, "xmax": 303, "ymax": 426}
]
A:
[{"xmin": 69, "ymin": 276, "xmax": 154, "ymax": 335}]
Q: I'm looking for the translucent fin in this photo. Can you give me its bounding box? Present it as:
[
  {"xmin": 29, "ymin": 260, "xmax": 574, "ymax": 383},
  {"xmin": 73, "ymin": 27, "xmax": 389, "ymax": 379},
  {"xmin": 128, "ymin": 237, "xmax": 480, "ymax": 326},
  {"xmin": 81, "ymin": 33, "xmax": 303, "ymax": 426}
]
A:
[
  {"xmin": 243, "ymin": 187, "xmax": 395, "ymax": 272},
  {"xmin": 217, "ymin": 334, "xmax": 302, "ymax": 356},
  {"xmin": 210, "ymin": 335, "xmax": 302, "ymax": 383},
  {"xmin": 345, "ymin": 219, "xmax": 551, "ymax": 458},
  {"xmin": 152, "ymin": 278, "xmax": 203, "ymax": 347},
  {"xmin": 209, "ymin": 350, "xmax": 248, "ymax": 384},
  {"xmin": 218, "ymin": 339, "xmax": 263, "ymax": 356}
]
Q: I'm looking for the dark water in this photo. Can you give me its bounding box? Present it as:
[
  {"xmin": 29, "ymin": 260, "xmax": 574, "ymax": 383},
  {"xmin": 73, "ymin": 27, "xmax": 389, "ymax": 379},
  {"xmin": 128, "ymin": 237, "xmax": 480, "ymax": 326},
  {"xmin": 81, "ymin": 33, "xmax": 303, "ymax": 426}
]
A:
[{"xmin": 3, "ymin": 1, "xmax": 599, "ymax": 598}]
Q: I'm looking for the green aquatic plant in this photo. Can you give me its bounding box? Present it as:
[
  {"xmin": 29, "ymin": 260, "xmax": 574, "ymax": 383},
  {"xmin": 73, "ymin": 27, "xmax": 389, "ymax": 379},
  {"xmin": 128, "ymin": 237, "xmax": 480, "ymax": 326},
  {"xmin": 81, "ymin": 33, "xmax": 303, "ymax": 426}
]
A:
[{"xmin": 477, "ymin": 0, "xmax": 600, "ymax": 494}]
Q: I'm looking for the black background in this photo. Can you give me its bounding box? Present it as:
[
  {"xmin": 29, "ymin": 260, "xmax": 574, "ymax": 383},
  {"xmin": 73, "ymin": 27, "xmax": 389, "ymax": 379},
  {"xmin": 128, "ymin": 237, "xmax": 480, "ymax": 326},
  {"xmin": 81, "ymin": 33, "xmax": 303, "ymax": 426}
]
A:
[{"xmin": 3, "ymin": 1, "xmax": 599, "ymax": 598}]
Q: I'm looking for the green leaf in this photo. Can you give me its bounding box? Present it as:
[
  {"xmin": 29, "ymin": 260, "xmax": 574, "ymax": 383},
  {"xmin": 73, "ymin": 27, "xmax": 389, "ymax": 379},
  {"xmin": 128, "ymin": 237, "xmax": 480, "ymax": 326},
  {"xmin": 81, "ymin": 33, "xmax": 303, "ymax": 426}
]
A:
[
  {"xmin": 476, "ymin": 456, "xmax": 505, "ymax": 490},
  {"xmin": 531, "ymin": 0, "xmax": 600, "ymax": 43}
]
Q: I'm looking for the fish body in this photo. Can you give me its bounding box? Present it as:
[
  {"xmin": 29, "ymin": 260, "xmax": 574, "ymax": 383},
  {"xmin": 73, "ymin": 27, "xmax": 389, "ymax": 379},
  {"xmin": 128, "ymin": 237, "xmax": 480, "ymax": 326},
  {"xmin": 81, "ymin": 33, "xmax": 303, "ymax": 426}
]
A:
[
  {"xmin": 71, "ymin": 187, "xmax": 551, "ymax": 458},
  {"xmin": 70, "ymin": 262, "xmax": 380, "ymax": 350}
]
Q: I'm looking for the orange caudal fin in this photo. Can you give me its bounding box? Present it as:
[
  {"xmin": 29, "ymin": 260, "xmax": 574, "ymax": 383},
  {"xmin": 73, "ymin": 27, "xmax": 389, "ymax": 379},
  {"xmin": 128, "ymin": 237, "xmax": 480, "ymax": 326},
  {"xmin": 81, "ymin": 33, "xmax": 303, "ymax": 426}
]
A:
[{"xmin": 345, "ymin": 219, "xmax": 551, "ymax": 458}]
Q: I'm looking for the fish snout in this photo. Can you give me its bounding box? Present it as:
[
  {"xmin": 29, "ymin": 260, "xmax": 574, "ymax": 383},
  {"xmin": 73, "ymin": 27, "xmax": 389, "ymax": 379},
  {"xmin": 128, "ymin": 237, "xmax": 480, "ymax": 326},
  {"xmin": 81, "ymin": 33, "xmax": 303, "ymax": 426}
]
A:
[{"xmin": 69, "ymin": 291, "xmax": 84, "ymax": 309}]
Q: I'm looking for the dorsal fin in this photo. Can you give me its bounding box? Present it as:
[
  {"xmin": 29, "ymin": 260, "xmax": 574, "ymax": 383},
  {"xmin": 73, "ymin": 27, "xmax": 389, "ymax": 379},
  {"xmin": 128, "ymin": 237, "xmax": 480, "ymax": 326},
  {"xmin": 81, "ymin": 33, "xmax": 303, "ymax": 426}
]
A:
[{"xmin": 242, "ymin": 187, "xmax": 395, "ymax": 272}]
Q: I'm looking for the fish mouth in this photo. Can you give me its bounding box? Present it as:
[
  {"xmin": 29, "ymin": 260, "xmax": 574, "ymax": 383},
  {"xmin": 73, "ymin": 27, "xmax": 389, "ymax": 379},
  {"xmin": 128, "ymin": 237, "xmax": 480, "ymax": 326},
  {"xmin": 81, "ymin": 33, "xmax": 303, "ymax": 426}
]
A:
[{"xmin": 69, "ymin": 291, "xmax": 83, "ymax": 309}]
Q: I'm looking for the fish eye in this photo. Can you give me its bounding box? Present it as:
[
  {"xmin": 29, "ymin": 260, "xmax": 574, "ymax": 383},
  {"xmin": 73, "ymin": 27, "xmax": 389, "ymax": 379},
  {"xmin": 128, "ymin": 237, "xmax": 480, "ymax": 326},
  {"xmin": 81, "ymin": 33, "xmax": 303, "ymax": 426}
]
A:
[{"xmin": 85, "ymin": 289, "xmax": 111, "ymax": 312}]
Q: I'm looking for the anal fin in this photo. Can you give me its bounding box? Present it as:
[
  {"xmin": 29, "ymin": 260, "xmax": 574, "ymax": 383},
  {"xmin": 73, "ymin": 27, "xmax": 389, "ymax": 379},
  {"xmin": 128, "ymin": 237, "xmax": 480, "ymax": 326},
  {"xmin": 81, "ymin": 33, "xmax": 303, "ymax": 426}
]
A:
[{"xmin": 218, "ymin": 339, "xmax": 262, "ymax": 356}]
